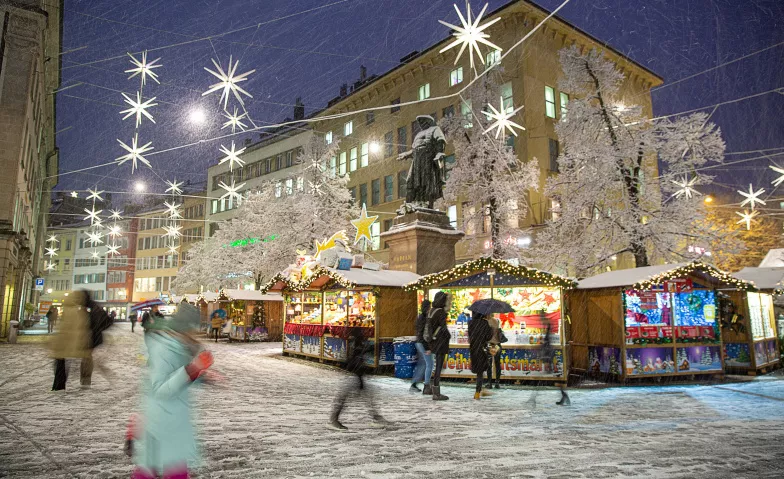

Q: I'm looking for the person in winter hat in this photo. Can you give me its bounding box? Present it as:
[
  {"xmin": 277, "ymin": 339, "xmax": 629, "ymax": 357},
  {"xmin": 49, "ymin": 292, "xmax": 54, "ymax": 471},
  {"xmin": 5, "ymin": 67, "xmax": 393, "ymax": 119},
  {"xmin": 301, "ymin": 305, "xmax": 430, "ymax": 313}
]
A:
[
  {"xmin": 131, "ymin": 303, "xmax": 213, "ymax": 478},
  {"xmin": 49, "ymin": 291, "xmax": 91, "ymax": 391},
  {"xmin": 409, "ymin": 299, "xmax": 433, "ymax": 394},
  {"xmin": 468, "ymin": 312, "xmax": 493, "ymax": 400},
  {"xmin": 424, "ymin": 291, "xmax": 451, "ymax": 400}
]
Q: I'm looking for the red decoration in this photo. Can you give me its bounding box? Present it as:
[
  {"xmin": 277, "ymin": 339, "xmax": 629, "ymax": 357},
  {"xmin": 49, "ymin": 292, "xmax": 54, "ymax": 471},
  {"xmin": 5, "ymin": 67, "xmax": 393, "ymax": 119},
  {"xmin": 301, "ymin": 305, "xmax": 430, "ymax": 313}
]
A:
[
  {"xmin": 499, "ymin": 312, "xmax": 516, "ymax": 329},
  {"xmin": 469, "ymin": 289, "xmax": 486, "ymax": 302},
  {"xmin": 284, "ymin": 323, "xmax": 325, "ymax": 337},
  {"xmin": 543, "ymin": 293, "xmax": 557, "ymax": 306}
]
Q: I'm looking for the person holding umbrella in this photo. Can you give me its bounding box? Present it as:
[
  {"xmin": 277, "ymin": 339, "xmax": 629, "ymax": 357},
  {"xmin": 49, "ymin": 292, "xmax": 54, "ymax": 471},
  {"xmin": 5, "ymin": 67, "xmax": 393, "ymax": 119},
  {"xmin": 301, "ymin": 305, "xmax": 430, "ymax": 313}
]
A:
[
  {"xmin": 468, "ymin": 312, "xmax": 493, "ymax": 400},
  {"xmin": 468, "ymin": 298, "xmax": 515, "ymax": 392},
  {"xmin": 141, "ymin": 305, "xmax": 164, "ymax": 333}
]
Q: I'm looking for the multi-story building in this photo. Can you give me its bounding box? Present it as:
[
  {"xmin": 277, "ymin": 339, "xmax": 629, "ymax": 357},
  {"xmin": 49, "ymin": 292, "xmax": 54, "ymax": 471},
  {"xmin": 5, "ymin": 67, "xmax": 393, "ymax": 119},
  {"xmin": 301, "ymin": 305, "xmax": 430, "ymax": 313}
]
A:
[
  {"xmin": 105, "ymin": 217, "xmax": 138, "ymax": 319},
  {"xmin": 0, "ymin": 0, "xmax": 62, "ymax": 337},
  {"xmin": 132, "ymin": 207, "xmax": 179, "ymax": 302},
  {"xmin": 38, "ymin": 226, "xmax": 77, "ymax": 313},
  {"xmin": 311, "ymin": 0, "xmax": 662, "ymax": 264},
  {"xmin": 72, "ymin": 228, "xmax": 108, "ymax": 303},
  {"xmin": 179, "ymin": 190, "xmax": 206, "ymax": 268}
]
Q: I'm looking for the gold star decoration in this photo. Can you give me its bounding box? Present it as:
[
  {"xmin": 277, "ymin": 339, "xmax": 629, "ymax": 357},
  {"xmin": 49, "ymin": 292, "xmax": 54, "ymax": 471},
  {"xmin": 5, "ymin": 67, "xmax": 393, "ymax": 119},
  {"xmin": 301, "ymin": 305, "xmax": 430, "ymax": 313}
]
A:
[
  {"xmin": 314, "ymin": 230, "xmax": 349, "ymax": 259},
  {"xmin": 350, "ymin": 204, "xmax": 379, "ymax": 245}
]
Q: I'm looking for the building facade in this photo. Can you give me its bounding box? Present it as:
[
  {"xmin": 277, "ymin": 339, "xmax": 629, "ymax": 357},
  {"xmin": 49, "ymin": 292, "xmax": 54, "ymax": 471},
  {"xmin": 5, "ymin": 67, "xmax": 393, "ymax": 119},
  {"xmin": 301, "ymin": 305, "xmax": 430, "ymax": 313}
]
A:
[
  {"xmin": 72, "ymin": 228, "xmax": 108, "ymax": 303},
  {"xmin": 132, "ymin": 207, "xmax": 179, "ymax": 303},
  {"xmin": 0, "ymin": 0, "xmax": 62, "ymax": 337},
  {"xmin": 105, "ymin": 217, "xmax": 138, "ymax": 319},
  {"xmin": 37, "ymin": 226, "xmax": 77, "ymax": 314}
]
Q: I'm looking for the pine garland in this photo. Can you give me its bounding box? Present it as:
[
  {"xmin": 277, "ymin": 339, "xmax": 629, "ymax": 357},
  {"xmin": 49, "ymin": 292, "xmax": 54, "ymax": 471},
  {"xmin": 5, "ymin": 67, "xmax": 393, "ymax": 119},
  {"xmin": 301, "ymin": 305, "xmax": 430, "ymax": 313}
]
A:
[{"xmin": 632, "ymin": 261, "xmax": 755, "ymax": 291}]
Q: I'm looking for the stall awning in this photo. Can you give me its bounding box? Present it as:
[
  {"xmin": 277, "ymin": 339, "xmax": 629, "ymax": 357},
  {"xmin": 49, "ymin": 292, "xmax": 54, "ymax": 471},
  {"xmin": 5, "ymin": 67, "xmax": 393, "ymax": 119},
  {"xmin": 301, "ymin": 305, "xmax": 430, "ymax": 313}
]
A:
[
  {"xmin": 220, "ymin": 288, "xmax": 284, "ymax": 302},
  {"xmin": 262, "ymin": 267, "xmax": 420, "ymax": 292},
  {"xmin": 733, "ymin": 267, "xmax": 784, "ymax": 292},
  {"xmin": 577, "ymin": 261, "xmax": 754, "ymax": 291}
]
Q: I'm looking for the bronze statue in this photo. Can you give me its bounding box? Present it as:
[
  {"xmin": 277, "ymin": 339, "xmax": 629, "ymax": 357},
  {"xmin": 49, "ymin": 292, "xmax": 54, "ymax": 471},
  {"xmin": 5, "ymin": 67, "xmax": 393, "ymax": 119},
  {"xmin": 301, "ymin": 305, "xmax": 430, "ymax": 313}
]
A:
[{"xmin": 397, "ymin": 115, "xmax": 446, "ymax": 210}]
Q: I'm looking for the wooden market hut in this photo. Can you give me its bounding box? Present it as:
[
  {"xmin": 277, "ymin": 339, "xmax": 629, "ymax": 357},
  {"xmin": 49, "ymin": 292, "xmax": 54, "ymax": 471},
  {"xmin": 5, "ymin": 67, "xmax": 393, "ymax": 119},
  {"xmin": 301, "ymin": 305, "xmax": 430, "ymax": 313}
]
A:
[
  {"xmin": 215, "ymin": 288, "xmax": 284, "ymax": 341},
  {"xmin": 570, "ymin": 261, "xmax": 755, "ymax": 381},
  {"xmin": 263, "ymin": 266, "xmax": 420, "ymax": 367},
  {"xmin": 402, "ymin": 257, "xmax": 577, "ymax": 385},
  {"xmin": 726, "ymin": 267, "xmax": 783, "ymax": 373}
]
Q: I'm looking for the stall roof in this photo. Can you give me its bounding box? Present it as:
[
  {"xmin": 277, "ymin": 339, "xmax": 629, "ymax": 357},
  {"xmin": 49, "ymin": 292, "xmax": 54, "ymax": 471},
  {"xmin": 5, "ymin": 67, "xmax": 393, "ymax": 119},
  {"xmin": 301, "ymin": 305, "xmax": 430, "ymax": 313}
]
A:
[
  {"xmin": 261, "ymin": 266, "xmax": 420, "ymax": 292},
  {"xmin": 404, "ymin": 257, "xmax": 577, "ymax": 291},
  {"xmin": 200, "ymin": 291, "xmax": 219, "ymax": 302},
  {"xmin": 577, "ymin": 261, "xmax": 754, "ymax": 291},
  {"xmin": 220, "ymin": 288, "xmax": 284, "ymax": 302},
  {"xmin": 733, "ymin": 267, "xmax": 784, "ymax": 291},
  {"xmin": 759, "ymin": 249, "xmax": 784, "ymax": 267}
]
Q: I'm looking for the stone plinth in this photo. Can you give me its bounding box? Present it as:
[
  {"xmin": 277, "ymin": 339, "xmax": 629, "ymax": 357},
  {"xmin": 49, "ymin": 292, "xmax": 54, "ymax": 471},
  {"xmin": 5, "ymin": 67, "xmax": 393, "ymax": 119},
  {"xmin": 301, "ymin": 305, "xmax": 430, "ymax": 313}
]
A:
[{"xmin": 380, "ymin": 209, "xmax": 464, "ymax": 276}]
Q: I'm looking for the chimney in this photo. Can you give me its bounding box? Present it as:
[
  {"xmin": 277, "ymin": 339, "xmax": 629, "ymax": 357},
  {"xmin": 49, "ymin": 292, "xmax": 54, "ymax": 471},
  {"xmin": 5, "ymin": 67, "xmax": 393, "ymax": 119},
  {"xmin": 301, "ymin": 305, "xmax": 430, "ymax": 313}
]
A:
[
  {"xmin": 294, "ymin": 97, "xmax": 305, "ymax": 120},
  {"xmin": 360, "ymin": 65, "xmax": 367, "ymax": 82},
  {"xmin": 339, "ymin": 83, "xmax": 348, "ymax": 97}
]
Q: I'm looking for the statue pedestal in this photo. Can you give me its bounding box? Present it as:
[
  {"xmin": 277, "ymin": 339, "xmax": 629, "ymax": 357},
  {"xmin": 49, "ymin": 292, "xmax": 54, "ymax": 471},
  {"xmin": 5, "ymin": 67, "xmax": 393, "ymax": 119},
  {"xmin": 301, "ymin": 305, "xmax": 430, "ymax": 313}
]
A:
[{"xmin": 380, "ymin": 209, "xmax": 464, "ymax": 276}]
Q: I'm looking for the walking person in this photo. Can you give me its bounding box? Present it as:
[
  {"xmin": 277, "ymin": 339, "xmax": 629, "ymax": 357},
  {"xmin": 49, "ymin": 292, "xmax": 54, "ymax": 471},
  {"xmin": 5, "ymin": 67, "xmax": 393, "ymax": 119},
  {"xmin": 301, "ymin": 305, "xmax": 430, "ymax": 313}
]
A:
[
  {"xmin": 210, "ymin": 311, "xmax": 223, "ymax": 343},
  {"xmin": 409, "ymin": 299, "xmax": 433, "ymax": 394},
  {"xmin": 132, "ymin": 303, "xmax": 214, "ymax": 478},
  {"xmin": 46, "ymin": 306, "xmax": 58, "ymax": 334},
  {"xmin": 83, "ymin": 293, "xmax": 115, "ymax": 387},
  {"xmin": 425, "ymin": 291, "xmax": 451, "ymax": 401},
  {"xmin": 49, "ymin": 291, "xmax": 91, "ymax": 391},
  {"xmin": 130, "ymin": 313, "xmax": 138, "ymax": 332},
  {"xmin": 486, "ymin": 313, "xmax": 503, "ymax": 389},
  {"xmin": 141, "ymin": 305, "xmax": 163, "ymax": 333},
  {"xmin": 329, "ymin": 327, "xmax": 387, "ymax": 430},
  {"xmin": 468, "ymin": 312, "xmax": 493, "ymax": 400}
]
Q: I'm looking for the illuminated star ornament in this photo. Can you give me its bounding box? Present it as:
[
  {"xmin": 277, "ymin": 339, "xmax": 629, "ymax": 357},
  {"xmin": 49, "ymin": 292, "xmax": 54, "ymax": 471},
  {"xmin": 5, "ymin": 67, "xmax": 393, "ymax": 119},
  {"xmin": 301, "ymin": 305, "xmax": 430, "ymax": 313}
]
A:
[
  {"xmin": 70, "ymin": 191, "xmax": 78, "ymax": 198},
  {"xmin": 439, "ymin": 2, "xmax": 502, "ymax": 71},
  {"xmin": 165, "ymin": 179, "xmax": 184, "ymax": 196},
  {"xmin": 221, "ymin": 106, "xmax": 248, "ymax": 133},
  {"xmin": 350, "ymin": 204, "xmax": 379, "ymax": 245},
  {"xmin": 202, "ymin": 56, "xmax": 255, "ymax": 109},
  {"xmin": 167, "ymin": 244, "xmax": 179, "ymax": 255},
  {"xmin": 164, "ymin": 201, "xmax": 182, "ymax": 219},
  {"xmin": 162, "ymin": 224, "xmax": 182, "ymax": 239},
  {"xmin": 86, "ymin": 188, "xmax": 104, "ymax": 202},
  {"xmin": 45, "ymin": 247, "xmax": 58, "ymax": 257},
  {"xmin": 736, "ymin": 209, "xmax": 759, "ymax": 231},
  {"xmin": 107, "ymin": 243, "xmax": 120, "ymax": 256},
  {"xmin": 125, "ymin": 50, "xmax": 162, "ymax": 86},
  {"xmin": 219, "ymin": 180, "xmax": 245, "ymax": 203},
  {"xmin": 671, "ymin": 176, "xmax": 700, "ymax": 200},
  {"xmin": 91, "ymin": 250, "xmax": 101, "ymax": 260},
  {"xmin": 45, "ymin": 262, "xmax": 56, "ymax": 272},
  {"xmin": 46, "ymin": 234, "xmax": 59, "ymax": 244},
  {"xmin": 116, "ymin": 134, "xmax": 153, "ymax": 172},
  {"xmin": 483, "ymin": 96, "xmax": 525, "ymax": 138},
  {"xmin": 83, "ymin": 206, "xmax": 103, "ymax": 224},
  {"xmin": 108, "ymin": 224, "xmax": 122, "ymax": 238},
  {"xmin": 218, "ymin": 141, "xmax": 246, "ymax": 171},
  {"xmin": 86, "ymin": 231, "xmax": 104, "ymax": 246},
  {"xmin": 109, "ymin": 210, "xmax": 123, "ymax": 221},
  {"xmin": 770, "ymin": 165, "xmax": 784, "ymax": 188},
  {"xmin": 738, "ymin": 183, "xmax": 766, "ymax": 210},
  {"xmin": 120, "ymin": 91, "xmax": 157, "ymax": 127}
]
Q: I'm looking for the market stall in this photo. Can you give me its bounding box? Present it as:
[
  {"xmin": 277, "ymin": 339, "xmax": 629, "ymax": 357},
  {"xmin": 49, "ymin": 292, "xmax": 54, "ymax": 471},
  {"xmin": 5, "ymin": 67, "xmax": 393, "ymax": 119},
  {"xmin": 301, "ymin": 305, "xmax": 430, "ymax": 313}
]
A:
[
  {"xmin": 723, "ymin": 267, "xmax": 782, "ymax": 373},
  {"xmin": 215, "ymin": 289, "xmax": 284, "ymax": 342},
  {"xmin": 264, "ymin": 266, "xmax": 420, "ymax": 367},
  {"xmin": 571, "ymin": 262, "xmax": 754, "ymax": 381},
  {"xmin": 402, "ymin": 257, "xmax": 577, "ymax": 384}
]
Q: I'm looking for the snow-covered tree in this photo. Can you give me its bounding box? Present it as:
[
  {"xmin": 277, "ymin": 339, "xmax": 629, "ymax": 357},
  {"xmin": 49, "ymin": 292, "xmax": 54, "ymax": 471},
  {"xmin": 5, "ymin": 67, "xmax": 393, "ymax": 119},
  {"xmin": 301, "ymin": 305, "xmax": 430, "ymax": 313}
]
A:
[
  {"xmin": 439, "ymin": 72, "xmax": 539, "ymax": 259},
  {"xmin": 527, "ymin": 46, "xmax": 730, "ymax": 275}
]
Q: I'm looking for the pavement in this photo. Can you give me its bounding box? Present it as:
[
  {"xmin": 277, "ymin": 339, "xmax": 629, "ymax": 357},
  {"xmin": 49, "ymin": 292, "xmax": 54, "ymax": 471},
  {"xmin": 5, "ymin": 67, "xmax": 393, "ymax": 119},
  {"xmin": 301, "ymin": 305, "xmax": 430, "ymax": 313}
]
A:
[{"xmin": 1, "ymin": 323, "xmax": 783, "ymax": 478}]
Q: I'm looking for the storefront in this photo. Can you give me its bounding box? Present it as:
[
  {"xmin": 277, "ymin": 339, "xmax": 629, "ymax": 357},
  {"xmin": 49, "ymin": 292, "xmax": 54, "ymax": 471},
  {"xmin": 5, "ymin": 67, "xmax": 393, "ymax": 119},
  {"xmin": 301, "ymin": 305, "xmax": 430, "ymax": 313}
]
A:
[
  {"xmin": 402, "ymin": 258, "xmax": 577, "ymax": 384},
  {"xmin": 264, "ymin": 266, "xmax": 419, "ymax": 367},
  {"xmin": 724, "ymin": 267, "xmax": 782, "ymax": 373},
  {"xmin": 571, "ymin": 262, "xmax": 754, "ymax": 381},
  {"xmin": 214, "ymin": 289, "xmax": 284, "ymax": 341}
]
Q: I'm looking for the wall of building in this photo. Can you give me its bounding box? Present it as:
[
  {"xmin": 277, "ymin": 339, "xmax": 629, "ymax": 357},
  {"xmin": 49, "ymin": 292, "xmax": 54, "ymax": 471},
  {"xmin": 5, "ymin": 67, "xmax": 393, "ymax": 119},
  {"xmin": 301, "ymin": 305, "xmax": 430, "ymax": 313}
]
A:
[
  {"xmin": 72, "ymin": 229, "xmax": 108, "ymax": 302},
  {"xmin": 133, "ymin": 209, "xmax": 179, "ymax": 302}
]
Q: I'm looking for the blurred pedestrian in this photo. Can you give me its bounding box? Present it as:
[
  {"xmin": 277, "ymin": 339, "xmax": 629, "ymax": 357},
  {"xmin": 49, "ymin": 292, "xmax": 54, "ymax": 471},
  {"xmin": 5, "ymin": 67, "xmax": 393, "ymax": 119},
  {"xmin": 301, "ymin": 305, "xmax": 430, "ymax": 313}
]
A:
[
  {"xmin": 210, "ymin": 311, "xmax": 223, "ymax": 343},
  {"xmin": 83, "ymin": 293, "xmax": 115, "ymax": 387},
  {"xmin": 540, "ymin": 323, "xmax": 570, "ymax": 406},
  {"xmin": 46, "ymin": 306, "xmax": 58, "ymax": 333},
  {"xmin": 141, "ymin": 305, "xmax": 163, "ymax": 333},
  {"xmin": 425, "ymin": 291, "xmax": 451, "ymax": 401},
  {"xmin": 132, "ymin": 303, "xmax": 213, "ymax": 478},
  {"xmin": 328, "ymin": 327, "xmax": 387, "ymax": 431},
  {"xmin": 486, "ymin": 313, "xmax": 503, "ymax": 389},
  {"xmin": 49, "ymin": 291, "xmax": 90, "ymax": 391},
  {"xmin": 468, "ymin": 312, "xmax": 493, "ymax": 400},
  {"xmin": 409, "ymin": 299, "xmax": 432, "ymax": 394},
  {"xmin": 130, "ymin": 313, "xmax": 138, "ymax": 332}
]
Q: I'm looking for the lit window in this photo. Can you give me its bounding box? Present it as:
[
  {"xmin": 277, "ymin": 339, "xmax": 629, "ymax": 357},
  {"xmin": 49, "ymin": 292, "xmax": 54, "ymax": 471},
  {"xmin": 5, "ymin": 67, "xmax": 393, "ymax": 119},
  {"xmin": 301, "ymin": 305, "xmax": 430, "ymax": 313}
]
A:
[
  {"xmin": 325, "ymin": 131, "xmax": 333, "ymax": 144},
  {"xmin": 360, "ymin": 143, "xmax": 369, "ymax": 167},
  {"xmin": 297, "ymin": 177, "xmax": 304, "ymax": 191},
  {"xmin": 370, "ymin": 222, "xmax": 381, "ymax": 250},
  {"xmin": 486, "ymin": 49, "xmax": 501, "ymax": 67},
  {"xmin": 349, "ymin": 147, "xmax": 358, "ymax": 172},
  {"xmin": 461, "ymin": 100, "xmax": 473, "ymax": 128},
  {"xmin": 449, "ymin": 67, "xmax": 463, "ymax": 86},
  {"xmin": 418, "ymin": 83, "xmax": 431, "ymax": 101},
  {"xmin": 275, "ymin": 182, "xmax": 282, "ymax": 198},
  {"xmin": 559, "ymin": 92, "xmax": 569, "ymax": 117},
  {"xmin": 339, "ymin": 152, "xmax": 347, "ymax": 176},
  {"xmin": 500, "ymin": 82, "xmax": 513, "ymax": 113},
  {"xmin": 329, "ymin": 156, "xmax": 337, "ymax": 177},
  {"xmin": 545, "ymin": 86, "xmax": 556, "ymax": 118},
  {"xmin": 285, "ymin": 178, "xmax": 293, "ymax": 195},
  {"xmin": 344, "ymin": 121, "xmax": 353, "ymax": 136},
  {"xmin": 447, "ymin": 205, "xmax": 457, "ymax": 227}
]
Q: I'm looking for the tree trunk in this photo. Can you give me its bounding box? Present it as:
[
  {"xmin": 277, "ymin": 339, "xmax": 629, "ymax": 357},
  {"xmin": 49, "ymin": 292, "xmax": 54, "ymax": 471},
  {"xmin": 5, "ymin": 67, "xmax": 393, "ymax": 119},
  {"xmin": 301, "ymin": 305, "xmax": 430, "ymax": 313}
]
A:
[{"xmin": 489, "ymin": 197, "xmax": 501, "ymax": 259}]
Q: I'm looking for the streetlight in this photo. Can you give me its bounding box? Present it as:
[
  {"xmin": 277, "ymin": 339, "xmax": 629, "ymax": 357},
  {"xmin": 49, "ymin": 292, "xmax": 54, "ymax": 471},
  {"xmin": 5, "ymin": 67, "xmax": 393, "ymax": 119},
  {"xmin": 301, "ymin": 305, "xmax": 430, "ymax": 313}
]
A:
[
  {"xmin": 369, "ymin": 141, "xmax": 381, "ymax": 154},
  {"xmin": 135, "ymin": 181, "xmax": 146, "ymax": 192},
  {"xmin": 188, "ymin": 108, "xmax": 207, "ymax": 125},
  {"xmin": 704, "ymin": 195, "xmax": 714, "ymax": 204}
]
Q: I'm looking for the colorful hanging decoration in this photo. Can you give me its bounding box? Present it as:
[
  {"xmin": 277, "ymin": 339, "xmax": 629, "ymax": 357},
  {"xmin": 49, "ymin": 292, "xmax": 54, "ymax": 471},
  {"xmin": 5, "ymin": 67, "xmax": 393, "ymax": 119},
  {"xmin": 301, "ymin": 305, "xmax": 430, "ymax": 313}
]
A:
[{"xmin": 350, "ymin": 204, "xmax": 378, "ymax": 245}]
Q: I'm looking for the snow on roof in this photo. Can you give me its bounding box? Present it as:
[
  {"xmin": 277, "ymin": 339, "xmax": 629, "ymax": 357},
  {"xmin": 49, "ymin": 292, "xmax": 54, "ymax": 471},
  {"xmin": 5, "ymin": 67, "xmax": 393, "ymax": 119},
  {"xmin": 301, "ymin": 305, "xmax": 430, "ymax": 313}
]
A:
[
  {"xmin": 323, "ymin": 267, "xmax": 420, "ymax": 287},
  {"xmin": 577, "ymin": 263, "xmax": 693, "ymax": 289},
  {"xmin": 200, "ymin": 291, "xmax": 219, "ymax": 302},
  {"xmin": 733, "ymin": 267, "xmax": 784, "ymax": 291},
  {"xmin": 759, "ymin": 249, "xmax": 784, "ymax": 267},
  {"xmin": 220, "ymin": 289, "xmax": 284, "ymax": 302}
]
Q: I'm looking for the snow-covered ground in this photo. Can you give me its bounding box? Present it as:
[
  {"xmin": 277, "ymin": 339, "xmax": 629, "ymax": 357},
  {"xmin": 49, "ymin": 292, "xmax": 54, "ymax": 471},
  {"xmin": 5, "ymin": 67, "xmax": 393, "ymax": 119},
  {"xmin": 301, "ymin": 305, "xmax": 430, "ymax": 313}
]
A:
[{"xmin": 1, "ymin": 323, "xmax": 783, "ymax": 478}]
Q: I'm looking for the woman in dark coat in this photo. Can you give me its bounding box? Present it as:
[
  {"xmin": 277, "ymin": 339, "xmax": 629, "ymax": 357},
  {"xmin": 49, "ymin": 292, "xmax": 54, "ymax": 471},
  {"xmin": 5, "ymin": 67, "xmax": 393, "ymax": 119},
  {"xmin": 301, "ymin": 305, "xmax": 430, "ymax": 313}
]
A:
[
  {"xmin": 425, "ymin": 291, "xmax": 451, "ymax": 400},
  {"xmin": 410, "ymin": 300, "xmax": 432, "ymax": 394},
  {"xmin": 468, "ymin": 312, "xmax": 493, "ymax": 400}
]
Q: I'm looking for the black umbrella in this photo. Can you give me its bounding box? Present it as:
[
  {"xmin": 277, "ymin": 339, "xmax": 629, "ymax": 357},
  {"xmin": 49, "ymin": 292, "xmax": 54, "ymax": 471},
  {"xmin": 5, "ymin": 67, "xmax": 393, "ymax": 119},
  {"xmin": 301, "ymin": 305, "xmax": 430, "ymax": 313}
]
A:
[{"xmin": 468, "ymin": 299, "xmax": 514, "ymax": 316}]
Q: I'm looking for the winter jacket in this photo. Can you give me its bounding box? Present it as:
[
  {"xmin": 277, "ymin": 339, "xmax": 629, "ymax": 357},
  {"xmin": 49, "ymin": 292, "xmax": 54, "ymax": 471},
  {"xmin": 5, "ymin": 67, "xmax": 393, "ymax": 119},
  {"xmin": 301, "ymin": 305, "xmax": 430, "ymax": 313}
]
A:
[
  {"xmin": 468, "ymin": 314, "xmax": 492, "ymax": 374},
  {"xmin": 487, "ymin": 316, "xmax": 501, "ymax": 345},
  {"xmin": 210, "ymin": 315, "xmax": 223, "ymax": 329},
  {"xmin": 49, "ymin": 292, "xmax": 91, "ymax": 359},
  {"xmin": 134, "ymin": 331, "xmax": 201, "ymax": 472},
  {"xmin": 142, "ymin": 311, "xmax": 164, "ymax": 330},
  {"xmin": 415, "ymin": 300, "xmax": 431, "ymax": 348},
  {"xmin": 87, "ymin": 301, "xmax": 113, "ymax": 349},
  {"xmin": 345, "ymin": 329, "xmax": 372, "ymax": 375},
  {"xmin": 425, "ymin": 291, "xmax": 451, "ymax": 356}
]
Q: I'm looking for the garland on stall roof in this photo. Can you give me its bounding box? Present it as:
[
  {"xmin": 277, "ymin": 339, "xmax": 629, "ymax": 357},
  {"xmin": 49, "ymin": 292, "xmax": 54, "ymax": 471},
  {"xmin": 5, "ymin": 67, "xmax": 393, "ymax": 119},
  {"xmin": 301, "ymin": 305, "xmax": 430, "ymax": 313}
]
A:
[
  {"xmin": 403, "ymin": 256, "xmax": 577, "ymax": 291},
  {"xmin": 259, "ymin": 273, "xmax": 298, "ymax": 294},
  {"xmin": 631, "ymin": 261, "xmax": 756, "ymax": 292},
  {"xmin": 260, "ymin": 267, "xmax": 356, "ymax": 294}
]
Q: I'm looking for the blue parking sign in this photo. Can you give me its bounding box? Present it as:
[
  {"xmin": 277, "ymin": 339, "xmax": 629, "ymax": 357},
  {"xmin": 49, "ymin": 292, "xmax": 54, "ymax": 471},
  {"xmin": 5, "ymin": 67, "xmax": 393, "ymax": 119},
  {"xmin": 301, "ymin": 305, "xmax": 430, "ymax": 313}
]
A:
[{"xmin": 34, "ymin": 278, "xmax": 44, "ymax": 291}]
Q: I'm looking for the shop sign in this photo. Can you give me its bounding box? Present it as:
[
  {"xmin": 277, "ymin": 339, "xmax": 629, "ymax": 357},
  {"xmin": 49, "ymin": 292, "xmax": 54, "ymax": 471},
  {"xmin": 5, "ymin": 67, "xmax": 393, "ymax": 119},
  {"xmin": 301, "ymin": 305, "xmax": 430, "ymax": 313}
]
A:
[
  {"xmin": 38, "ymin": 301, "xmax": 52, "ymax": 314},
  {"xmin": 664, "ymin": 278, "xmax": 692, "ymax": 293}
]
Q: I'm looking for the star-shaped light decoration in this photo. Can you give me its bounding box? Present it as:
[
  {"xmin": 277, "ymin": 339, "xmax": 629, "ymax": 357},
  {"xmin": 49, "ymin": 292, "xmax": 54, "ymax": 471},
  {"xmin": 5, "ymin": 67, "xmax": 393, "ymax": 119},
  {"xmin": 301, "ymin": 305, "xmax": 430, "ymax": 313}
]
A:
[
  {"xmin": 83, "ymin": 206, "xmax": 103, "ymax": 224},
  {"xmin": 162, "ymin": 224, "xmax": 182, "ymax": 239},
  {"xmin": 106, "ymin": 243, "xmax": 120, "ymax": 256},
  {"xmin": 86, "ymin": 231, "xmax": 104, "ymax": 246},
  {"xmin": 109, "ymin": 210, "xmax": 123, "ymax": 221},
  {"xmin": 116, "ymin": 134, "xmax": 153, "ymax": 172},
  {"xmin": 438, "ymin": 2, "xmax": 502, "ymax": 71},
  {"xmin": 45, "ymin": 261, "xmax": 56, "ymax": 272},
  {"xmin": 217, "ymin": 141, "xmax": 246, "ymax": 171},
  {"xmin": 45, "ymin": 247, "xmax": 58, "ymax": 257},
  {"xmin": 221, "ymin": 106, "xmax": 248, "ymax": 133},
  {"xmin": 736, "ymin": 209, "xmax": 759, "ymax": 231},
  {"xmin": 738, "ymin": 183, "xmax": 766, "ymax": 210},
  {"xmin": 108, "ymin": 224, "xmax": 122, "ymax": 238},
  {"xmin": 770, "ymin": 165, "xmax": 784, "ymax": 188},
  {"xmin": 164, "ymin": 201, "xmax": 182, "ymax": 219},
  {"xmin": 86, "ymin": 188, "xmax": 104, "ymax": 202},
  {"xmin": 125, "ymin": 50, "xmax": 162, "ymax": 86},
  {"xmin": 671, "ymin": 176, "xmax": 701, "ymax": 200},
  {"xmin": 46, "ymin": 234, "xmax": 58, "ymax": 244},
  {"xmin": 167, "ymin": 244, "xmax": 179, "ymax": 255},
  {"xmin": 120, "ymin": 91, "xmax": 157, "ymax": 127},
  {"xmin": 483, "ymin": 96, "xmax": 525, "ymax": 138},
  {"xmin": 202, "ymin": 56, "xmax": 255, "ymax": 109},
  {"xmin": 70, "ymin": 191, "xmax": 78, "ymax": 198},
  {"xmin": 219, "ymin": 180, "xmax": 245, "ymax": 204},
  {"xmin": 165, "ymin": 179, "xmax": 184, "ymax": 196},
  {"xmin": 308, "ymin": 180, "xmax": 323, "ymax": 196},
  {"xmin": 350, "ymin": 204, "xmax": 379, "ymax": 245},
  {"xmin": 90, "ymin": 250, "xmax": 101, "ymax": 260}
]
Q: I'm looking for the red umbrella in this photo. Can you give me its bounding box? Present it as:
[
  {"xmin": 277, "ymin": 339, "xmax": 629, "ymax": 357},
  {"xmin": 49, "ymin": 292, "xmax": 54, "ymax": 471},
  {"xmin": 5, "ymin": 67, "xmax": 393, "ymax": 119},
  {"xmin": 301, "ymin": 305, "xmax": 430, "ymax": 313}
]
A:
[{"xmin": 131, "ymin": 298, "xmax": 165, "ymax": 312}]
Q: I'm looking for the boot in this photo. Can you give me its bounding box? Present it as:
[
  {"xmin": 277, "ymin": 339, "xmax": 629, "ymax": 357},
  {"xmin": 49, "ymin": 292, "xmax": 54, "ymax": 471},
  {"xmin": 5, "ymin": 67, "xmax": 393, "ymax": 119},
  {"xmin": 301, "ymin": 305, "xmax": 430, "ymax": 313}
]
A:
[
  {"xmin": 493, "ymin": 381, "xmax": 500, "ymax": 389},
  {"xmin": 409, "ymin": 383, "xmax": 421, "ymax": 392},
  {"xmin": 432, "ymin": 386, "xmax": 449, "ymax": 401},
  {"xmin": 474, "ymin": 391, "xmax": 481, "ymax": 400},
  {"xmin": 480, "ymin": 389, "xmax": 493, "ymax": 397},
  {"xmin": 556, "ymin": 390, "xmax": 571, "ymax": 406},
  {"xmin": 422, "ymin": 384, "xmax": 432, "ymax": 395}
]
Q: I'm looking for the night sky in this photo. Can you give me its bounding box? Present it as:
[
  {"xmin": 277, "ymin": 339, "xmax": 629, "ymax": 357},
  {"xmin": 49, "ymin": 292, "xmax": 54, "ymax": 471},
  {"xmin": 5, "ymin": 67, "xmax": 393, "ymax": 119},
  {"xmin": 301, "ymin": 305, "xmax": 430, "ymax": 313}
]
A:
[{"xmin": 56, "ymin": 0, "xmax": 784, "ymax": 203}]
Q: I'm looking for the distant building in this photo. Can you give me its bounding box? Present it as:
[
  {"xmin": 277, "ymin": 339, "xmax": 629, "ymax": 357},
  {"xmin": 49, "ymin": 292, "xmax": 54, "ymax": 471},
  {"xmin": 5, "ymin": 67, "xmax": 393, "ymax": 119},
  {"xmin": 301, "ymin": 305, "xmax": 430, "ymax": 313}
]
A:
[
  {"xmin": 132, "ymin": 206, "xmax": 179, "ymax": 302},
  {"xmin": 105, "ymin": 217, "xmax": 138, "ymax": 319}
]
